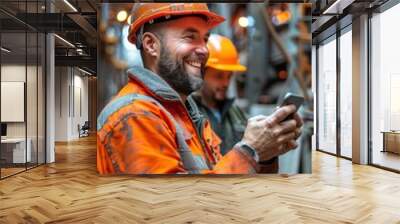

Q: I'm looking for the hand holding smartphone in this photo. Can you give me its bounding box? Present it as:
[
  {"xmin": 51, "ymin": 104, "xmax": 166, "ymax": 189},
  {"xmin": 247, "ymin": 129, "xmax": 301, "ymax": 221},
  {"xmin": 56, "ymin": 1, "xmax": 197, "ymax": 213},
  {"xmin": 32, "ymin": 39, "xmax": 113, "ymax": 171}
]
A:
[
  {"xmin": 243, "ymin": 93, "xmax": 304, "ymax": 163},
  {"xmin": 279, "ymin": 93, "xmax": 304, "ymax": 121}
]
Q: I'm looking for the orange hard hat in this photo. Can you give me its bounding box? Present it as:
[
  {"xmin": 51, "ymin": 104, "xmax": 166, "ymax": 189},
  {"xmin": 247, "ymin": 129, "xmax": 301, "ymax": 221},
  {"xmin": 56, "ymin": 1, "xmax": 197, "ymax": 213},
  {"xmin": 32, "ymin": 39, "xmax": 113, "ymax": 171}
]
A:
[
  {"xmin": 206, "ymin": 34, "xmax": 247, "ymax": 72},
  {"xmin": 128, "ymin": 3, "xmax": 225, "ymax": 45}
]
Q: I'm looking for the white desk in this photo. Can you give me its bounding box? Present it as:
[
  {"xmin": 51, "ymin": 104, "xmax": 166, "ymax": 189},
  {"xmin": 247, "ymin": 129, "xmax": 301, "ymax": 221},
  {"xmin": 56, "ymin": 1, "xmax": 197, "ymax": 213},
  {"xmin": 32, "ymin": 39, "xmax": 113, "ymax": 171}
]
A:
[{"xmin": 1, "ymin": 138, "xmax": 31, "ymax": 163}]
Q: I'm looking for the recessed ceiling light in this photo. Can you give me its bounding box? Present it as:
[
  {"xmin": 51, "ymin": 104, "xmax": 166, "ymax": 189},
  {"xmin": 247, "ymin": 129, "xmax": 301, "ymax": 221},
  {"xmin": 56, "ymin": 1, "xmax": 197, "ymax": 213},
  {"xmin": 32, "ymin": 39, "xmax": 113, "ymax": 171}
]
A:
[
  {"xmin": 78, "ymin": 67, "xmax": 92, "ymax": 76},
  {"xmin": 54, "ymin": 34, "xmax": 75, "ymax": 48},
  {"xmin": 1, "ymin": 47, "xmax": 11, "ymax": 53},
  {"xmin": 63, "ymin": 0, "xmax": 78, "ymax": 12}
]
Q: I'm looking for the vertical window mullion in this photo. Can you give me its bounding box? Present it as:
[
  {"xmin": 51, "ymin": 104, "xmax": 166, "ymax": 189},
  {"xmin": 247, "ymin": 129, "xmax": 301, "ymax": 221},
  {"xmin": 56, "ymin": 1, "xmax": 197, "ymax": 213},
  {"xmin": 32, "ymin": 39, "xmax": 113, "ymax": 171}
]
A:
[{"xmin": 336, "ymin": 27, "xmax": 341, "ymax": 157}]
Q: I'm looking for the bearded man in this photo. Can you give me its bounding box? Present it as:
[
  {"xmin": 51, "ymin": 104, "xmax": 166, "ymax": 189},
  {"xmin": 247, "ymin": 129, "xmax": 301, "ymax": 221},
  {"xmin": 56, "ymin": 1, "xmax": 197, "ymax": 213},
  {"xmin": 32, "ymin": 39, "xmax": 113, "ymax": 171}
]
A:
[{"xmin": 97, "ymin": 3, "xmax": 303, "ymax": 174}]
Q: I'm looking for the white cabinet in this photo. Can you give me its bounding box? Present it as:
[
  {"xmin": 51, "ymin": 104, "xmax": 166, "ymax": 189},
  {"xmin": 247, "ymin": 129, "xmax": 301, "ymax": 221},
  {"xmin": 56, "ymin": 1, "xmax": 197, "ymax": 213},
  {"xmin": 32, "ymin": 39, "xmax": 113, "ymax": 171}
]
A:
[{"xmin": 1, "ymin": 138, "xmax": 32, "ymax": 163}]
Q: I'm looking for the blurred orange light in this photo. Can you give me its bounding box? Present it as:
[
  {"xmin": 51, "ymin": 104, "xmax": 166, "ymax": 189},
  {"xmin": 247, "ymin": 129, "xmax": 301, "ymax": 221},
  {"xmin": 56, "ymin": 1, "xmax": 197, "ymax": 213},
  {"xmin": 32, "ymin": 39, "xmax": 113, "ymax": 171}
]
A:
[
  {"xmin": 276, "ymin": 11, "xmax": 291, "ymax": 24},
  {"xmin": 278, "ymin": 70, "xmax": 288, "ymax": 79}
]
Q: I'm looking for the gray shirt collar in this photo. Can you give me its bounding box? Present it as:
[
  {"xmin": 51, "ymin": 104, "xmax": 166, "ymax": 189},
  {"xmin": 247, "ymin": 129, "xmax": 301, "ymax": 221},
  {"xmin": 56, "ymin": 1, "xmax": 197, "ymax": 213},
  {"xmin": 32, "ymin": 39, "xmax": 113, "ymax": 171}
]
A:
[{"xmin": 127, "ymin": 66, "xmax": 181, "ymax": 102}]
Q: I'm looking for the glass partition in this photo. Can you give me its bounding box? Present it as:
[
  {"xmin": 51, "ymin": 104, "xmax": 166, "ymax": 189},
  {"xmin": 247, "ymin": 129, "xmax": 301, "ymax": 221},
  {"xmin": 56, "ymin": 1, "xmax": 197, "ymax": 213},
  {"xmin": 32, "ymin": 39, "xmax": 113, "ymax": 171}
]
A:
[
  {"xmin": 1, "ymin": 30, "xmax": 28, "ymax": 177},
  {"xmin": 371, "ymin": 3, "xmax": 400, "ymax": 171},
  {"xmin": 317, "ymin": 35, "xmax": 337, "ymax": 155},
  {"xmin": 0, "ymin": 0, "xmax": 46, "ymax": 179},
  {"xmin": 339, "ymin": 28, "xmax": 352, "ymax": 158}
]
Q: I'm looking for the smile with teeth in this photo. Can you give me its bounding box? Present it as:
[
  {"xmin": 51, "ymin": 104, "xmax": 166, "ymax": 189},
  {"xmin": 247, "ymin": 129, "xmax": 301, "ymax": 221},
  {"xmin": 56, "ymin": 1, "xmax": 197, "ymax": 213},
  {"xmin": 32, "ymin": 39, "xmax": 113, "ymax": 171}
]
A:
[{"xmin": 186, "ymin": 60, "xmax": 202, "ymax": 69}]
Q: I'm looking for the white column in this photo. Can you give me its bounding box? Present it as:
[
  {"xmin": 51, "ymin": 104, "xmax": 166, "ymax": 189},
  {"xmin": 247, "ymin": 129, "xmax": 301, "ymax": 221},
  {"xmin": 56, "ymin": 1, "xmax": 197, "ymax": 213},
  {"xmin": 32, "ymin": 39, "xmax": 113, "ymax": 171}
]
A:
[
  {"xmin": 45, "ymin": 0, "xmax": 55, "ymax": 163},
  {"xmin": 352, "ymin": 14, "xmax": 369, "ymax": 164},
  {"xmin": 46, "ymin": 33, "xmax": 55, "ymax": 163}
]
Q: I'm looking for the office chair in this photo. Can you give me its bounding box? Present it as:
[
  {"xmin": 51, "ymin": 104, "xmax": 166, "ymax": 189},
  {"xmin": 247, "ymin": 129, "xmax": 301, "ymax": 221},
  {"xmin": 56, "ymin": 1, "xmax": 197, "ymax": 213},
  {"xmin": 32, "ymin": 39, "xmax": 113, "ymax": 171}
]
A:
[{"xmin": 78, "ymin": 121, "xmax": 90, "ymax": 138}]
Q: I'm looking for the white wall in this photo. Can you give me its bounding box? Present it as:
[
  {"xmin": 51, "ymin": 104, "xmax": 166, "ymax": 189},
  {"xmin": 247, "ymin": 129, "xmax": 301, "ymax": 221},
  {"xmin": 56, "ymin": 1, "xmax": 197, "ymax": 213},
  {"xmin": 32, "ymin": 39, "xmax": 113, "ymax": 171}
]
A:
[
  {"xmin": 1, "ymin": 64, "xmax": 45, "ymax": 164},
  {"xmin": 1, "ymin": 65, "xmax": 26, "ymax": 140},
  {"xmin": 55, "ymin": 67, "xmax": 68, "ymax": 141},
  {"xmin": 1, "ymin": 65, "xmax": 25, "ymax": 165},
  {"xmin": 55, "ymin": 67, "xmax": 89, "ymax": 141},
  {"xmin": 1, "ymin": 65, "xmax": 41, "ymax": 138},
  {"xmin": 72, "ymin": 73, "xmax": 89, "ymax": 138}
]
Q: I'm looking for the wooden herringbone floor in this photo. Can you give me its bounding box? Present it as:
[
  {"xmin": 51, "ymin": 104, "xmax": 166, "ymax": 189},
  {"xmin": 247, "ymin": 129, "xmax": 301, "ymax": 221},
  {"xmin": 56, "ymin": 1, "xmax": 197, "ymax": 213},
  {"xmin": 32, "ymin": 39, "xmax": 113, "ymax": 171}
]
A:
[{"xmin": 1, "ymin": 136, "xmax": 400, "ymax": 224}]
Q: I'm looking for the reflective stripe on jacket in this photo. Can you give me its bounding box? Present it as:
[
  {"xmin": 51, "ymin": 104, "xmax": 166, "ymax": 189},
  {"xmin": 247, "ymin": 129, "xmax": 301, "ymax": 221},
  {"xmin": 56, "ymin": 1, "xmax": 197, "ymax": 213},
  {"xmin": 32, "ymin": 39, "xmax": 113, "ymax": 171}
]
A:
[
  {"xmin": 97, "ymin": 66, "xmax": 258, "ymax": 174},
  {"xmin": 189, "ymin": 93, "xmax": 247, "ymax": 155}
]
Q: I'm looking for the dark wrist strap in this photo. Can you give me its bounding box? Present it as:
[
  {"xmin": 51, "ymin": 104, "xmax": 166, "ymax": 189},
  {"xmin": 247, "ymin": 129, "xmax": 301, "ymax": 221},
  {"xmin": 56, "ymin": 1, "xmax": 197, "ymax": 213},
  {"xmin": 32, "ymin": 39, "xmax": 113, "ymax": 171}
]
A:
[
  {"xmin": 259, "ymin": 157, "xmax": 278, "ymax": 165},
  {"xmin": 236, "ymin": 141, "xmax": 259, "ymax": 162}
]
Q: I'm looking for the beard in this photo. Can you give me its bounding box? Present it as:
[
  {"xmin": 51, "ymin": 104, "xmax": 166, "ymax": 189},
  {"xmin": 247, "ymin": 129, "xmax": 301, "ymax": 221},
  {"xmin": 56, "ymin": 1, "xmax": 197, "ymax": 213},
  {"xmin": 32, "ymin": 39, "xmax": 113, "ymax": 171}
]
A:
[
  {"xmin": 214, "ymin": 88, "xmax": 228, "ymax": 103},
  {"xmin": 201, "ymin": 84, "xmax": 227, "ymax": 108},
  {"xmin": 157, "ymin": 45, "xmax": 205, "ymax": 96}
]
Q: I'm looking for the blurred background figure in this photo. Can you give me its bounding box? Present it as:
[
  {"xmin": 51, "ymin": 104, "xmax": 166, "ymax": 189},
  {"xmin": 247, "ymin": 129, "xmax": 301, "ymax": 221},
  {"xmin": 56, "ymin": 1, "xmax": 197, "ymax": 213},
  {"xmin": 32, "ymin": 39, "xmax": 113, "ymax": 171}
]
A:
[
  {"xmin": 189, "ymin": 34, "xmax": 283, "ymax": 173},
  {"xmin": 98, "ymin": 3, "xmax": 312, "ymax": 173},
  {"xmin": 190, "ymin": 34, "xmax": 247, "ymax": 156}
]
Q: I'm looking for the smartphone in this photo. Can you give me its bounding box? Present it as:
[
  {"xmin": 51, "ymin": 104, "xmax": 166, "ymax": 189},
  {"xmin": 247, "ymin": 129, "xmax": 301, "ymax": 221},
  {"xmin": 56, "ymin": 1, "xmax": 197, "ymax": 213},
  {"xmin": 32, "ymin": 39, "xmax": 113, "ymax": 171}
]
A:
[{"xmin": 279, "ymin": 93, "xmax": 304, "ymax": 121}]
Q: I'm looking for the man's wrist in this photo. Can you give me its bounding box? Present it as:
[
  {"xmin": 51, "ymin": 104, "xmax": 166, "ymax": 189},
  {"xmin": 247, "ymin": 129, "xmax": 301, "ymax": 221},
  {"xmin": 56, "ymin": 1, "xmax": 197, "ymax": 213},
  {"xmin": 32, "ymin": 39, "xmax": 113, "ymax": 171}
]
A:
[
  {"xmin": 236, "ymin": 141, "xmax": 259, "ymax": 162},
  {"xmin": 259, "ymin": 157, "xmax": 278, "ymax": 165}
]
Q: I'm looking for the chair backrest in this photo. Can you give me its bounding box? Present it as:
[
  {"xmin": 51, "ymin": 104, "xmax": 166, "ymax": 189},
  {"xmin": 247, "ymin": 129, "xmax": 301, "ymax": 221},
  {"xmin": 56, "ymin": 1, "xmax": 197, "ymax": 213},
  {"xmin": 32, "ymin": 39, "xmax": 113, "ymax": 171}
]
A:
[{"xmin": 82, "ymin": 121, "xmax": 90, "ymax": 129}]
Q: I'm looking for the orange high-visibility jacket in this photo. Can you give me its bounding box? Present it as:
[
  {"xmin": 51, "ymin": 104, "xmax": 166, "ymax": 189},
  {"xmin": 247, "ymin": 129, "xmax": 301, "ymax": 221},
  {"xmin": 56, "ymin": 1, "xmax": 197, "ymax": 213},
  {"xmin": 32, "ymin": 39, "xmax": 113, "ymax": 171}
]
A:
[{"xmin": 97, "ymin": 66, "xmax": 258, "ymax": 174}]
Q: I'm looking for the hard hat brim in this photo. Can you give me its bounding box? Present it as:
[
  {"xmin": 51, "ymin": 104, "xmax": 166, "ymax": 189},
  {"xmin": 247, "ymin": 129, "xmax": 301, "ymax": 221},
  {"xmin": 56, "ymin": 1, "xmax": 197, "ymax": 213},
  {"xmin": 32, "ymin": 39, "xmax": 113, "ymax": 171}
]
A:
[{"xmin": 207, "ymin": 63, "xmax": 247, "ymax": 72}]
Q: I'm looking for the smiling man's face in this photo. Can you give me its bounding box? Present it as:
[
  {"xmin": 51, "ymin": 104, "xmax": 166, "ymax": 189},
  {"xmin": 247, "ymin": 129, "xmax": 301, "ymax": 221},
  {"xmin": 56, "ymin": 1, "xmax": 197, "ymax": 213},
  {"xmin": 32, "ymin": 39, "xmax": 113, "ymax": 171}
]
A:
[{"xmin": 156, "ymin": 16, "xmax": 210, "ymax": 96}]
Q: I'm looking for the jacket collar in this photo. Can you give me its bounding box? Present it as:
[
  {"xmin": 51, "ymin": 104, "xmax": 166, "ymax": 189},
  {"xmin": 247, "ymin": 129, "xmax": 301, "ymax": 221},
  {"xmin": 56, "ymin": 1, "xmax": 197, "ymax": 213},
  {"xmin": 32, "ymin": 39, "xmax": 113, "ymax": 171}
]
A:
[
  {"xmin": 127, "ymin": 66, "xmax": 181, "ymax": 102},
  {"xmin": 190, "ymin": 92, "xmax": 235, "ymax": 118},
  {"xmin": 127, "ymin": 66, "xmax": 206, "ymax": 137}
]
